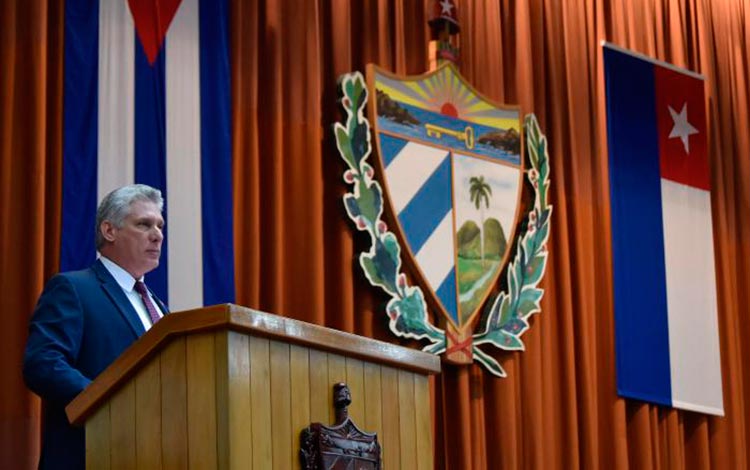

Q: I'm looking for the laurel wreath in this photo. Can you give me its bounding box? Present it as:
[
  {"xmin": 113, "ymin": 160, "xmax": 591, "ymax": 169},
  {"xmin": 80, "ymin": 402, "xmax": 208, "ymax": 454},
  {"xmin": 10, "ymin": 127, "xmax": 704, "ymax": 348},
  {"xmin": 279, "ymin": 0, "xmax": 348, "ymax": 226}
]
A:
[
  {"xmin": 335, "ymin": 72, "xmax": 552, "ymax": 377},
  {"xmin": 470, "ymin": 114, "xmax": 553, "ymax": 376}
]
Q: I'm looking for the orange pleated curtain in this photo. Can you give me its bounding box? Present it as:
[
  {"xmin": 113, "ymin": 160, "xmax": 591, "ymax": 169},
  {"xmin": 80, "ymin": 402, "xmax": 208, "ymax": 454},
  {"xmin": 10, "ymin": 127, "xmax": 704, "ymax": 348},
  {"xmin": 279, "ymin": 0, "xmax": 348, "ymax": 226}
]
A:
[{"xmin": 2, "ymin": 0, "xmax": 749, "ymax": 468}]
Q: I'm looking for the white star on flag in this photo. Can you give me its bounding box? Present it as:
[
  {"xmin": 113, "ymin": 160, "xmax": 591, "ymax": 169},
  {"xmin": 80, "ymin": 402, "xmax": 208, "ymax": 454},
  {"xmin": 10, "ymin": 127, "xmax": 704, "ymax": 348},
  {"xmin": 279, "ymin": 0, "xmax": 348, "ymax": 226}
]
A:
[
  {"xmin": 668, "ymin": 102, "xmax": 699, "ymax": 154},
  {"xmin": 440, "ymin": 0, "xmax": 454, "ymax": 15}
]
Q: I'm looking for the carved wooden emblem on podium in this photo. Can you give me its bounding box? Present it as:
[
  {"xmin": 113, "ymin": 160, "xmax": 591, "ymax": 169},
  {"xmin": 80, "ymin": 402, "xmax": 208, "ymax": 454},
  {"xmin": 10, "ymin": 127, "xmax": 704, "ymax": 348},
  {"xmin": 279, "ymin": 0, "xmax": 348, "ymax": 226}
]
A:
[{"xmin": 300, "ymin": 383, "xmax": 382, "ymax": 469}]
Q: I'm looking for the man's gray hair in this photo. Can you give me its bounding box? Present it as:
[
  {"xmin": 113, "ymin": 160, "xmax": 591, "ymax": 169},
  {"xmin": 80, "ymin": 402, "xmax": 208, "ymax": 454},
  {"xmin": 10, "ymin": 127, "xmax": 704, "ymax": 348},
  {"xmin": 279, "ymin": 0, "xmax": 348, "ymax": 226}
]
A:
[{"xmin": 95, "ymin": 184, "xmax": 163, "ymax": 249}]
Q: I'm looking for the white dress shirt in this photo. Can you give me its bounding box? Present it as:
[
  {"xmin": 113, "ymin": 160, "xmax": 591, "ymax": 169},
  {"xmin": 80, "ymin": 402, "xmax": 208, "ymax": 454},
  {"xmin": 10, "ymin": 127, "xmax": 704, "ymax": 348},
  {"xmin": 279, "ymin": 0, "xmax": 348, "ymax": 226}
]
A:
[{"xmin": 99, "ymin": 256, "xmax": 164, "ymax": 331}]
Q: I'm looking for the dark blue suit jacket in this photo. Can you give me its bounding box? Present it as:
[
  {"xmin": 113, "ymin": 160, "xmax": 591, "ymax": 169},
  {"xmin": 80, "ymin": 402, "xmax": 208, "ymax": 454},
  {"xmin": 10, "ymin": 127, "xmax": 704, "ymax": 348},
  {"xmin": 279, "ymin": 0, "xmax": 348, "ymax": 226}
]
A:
[{"xmin": 23, "ymin": 259, "xmax": 168, "ymax": 470}]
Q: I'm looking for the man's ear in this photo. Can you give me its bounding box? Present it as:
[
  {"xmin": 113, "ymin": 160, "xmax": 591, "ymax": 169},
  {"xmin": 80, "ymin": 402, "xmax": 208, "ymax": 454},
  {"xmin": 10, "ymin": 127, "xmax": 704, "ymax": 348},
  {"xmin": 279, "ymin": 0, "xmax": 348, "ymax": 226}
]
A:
[{"xmin": 100, "ymin": 221, "xmax": 117, "ymax": 243}]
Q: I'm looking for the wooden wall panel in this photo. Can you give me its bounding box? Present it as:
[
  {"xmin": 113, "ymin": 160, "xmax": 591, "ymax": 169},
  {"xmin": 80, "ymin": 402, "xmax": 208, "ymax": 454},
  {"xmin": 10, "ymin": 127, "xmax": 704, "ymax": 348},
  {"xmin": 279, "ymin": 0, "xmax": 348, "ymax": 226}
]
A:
[
  {"xmin": 345, "ymin": 358, "xmax": 365, "ymax": 424},
  {"xmin": 289, "ymin": 345, "xmax": 311, "ymax": 466},
  {"xmin": 380, "ymin": 366, "xmax": 400, "ymax": 469},
  {"xmin": 308, "ymin": 349, "xmax": 329, "ymax": 424},
  {"xmin": 109, "ymin": 381, "xmax": 136, "ymax": 470},
  {"xmin": 363, "ymin": 362, "xmax": 384, "ymax": 441},
  {"xmin": 186, "ymin": 332, "xmax": 217, "ymax": 468},
  {"xmin": 160, "ymin": 338, "xmax": 188, "ymax": 469},
  {"xmin": 214, "ymin": 332, "xmax": 230, "ymax": 470},
  {"xmin": 398, "ymin": 370, "xmax": 417, "ymax": 468},
  {"xmin": 270, "ymin": 340, "xmax": 292, "ymax": 469},
  {"xmin": 327, "ymin": 354, "xmax": 347, "ymax": 424},
  {"xmin": 414, "ymin": 373, "xmax": 433, "ymax": 470},
  {"xmin": 227, "ymin": 331, "xmax": 253, "ymax": 468},
  {"xmin": 85, "ymin": 403, "xmax": 111, "ymax": 470},
  {"xmin": 249, "ymin": 335, "xmax": 272, "ymax": 468},
  {"xmin": 135, "ymin": 359, "xmax": 162, "ymax": 468}
]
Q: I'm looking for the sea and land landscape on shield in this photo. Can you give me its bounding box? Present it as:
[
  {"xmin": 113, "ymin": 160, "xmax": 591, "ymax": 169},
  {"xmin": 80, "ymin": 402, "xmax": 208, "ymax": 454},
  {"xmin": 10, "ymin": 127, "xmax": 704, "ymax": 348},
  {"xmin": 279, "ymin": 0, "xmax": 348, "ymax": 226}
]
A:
[{"xmin": 371, "ymin": 65, "xmax": 523, "ymax": 327}]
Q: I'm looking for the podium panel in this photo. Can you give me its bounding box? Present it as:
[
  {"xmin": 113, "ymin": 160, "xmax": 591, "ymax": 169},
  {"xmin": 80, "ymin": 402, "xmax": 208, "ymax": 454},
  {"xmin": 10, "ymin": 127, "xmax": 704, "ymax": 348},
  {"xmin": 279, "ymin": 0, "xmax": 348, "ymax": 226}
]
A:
[{"xmin": 67, "ymin": 304, "xmax": 440, "ymax": 469}]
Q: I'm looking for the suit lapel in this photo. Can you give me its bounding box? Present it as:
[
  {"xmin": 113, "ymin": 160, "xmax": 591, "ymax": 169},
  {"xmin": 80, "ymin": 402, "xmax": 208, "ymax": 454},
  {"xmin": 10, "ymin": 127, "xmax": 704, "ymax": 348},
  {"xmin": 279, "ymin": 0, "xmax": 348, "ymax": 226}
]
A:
[{"xmin": 93, "ymin": 259, "xmax": 146, "ymax": 337}]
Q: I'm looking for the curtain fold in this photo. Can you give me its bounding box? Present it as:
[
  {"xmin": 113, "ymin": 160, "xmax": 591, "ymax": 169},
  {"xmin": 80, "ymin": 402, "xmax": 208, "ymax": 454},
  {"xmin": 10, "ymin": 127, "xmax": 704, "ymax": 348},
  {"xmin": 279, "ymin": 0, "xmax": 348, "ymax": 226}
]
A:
[
  {"xmin": 0, "ymin": 1, "xmax": 63, "ymax": 469},
  {"xmin": 3, "ymin": 0, "xmax": 749, "ymax": 468}
]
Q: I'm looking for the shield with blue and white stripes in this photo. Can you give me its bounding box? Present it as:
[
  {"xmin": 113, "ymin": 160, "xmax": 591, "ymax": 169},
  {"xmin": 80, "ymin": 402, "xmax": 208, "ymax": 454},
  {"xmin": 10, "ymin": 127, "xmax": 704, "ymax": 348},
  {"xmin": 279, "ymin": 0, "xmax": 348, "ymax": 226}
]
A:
[{"xmin": 368, "ymin": 64, "xmax": 524, "ymax": 330}]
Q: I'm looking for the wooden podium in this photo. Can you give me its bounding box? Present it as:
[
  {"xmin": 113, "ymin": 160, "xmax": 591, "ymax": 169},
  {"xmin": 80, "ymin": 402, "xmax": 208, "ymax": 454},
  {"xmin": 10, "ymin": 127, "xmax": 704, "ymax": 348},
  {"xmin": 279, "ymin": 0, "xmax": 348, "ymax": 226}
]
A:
[{"xmin": 66, "ymin": 304, "xmax": 440, "ymax": 469}]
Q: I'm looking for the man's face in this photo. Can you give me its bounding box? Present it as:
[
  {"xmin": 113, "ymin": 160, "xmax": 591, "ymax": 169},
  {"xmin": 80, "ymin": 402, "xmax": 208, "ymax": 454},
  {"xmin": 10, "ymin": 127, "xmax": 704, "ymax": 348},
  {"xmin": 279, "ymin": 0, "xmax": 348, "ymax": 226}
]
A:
[{"xmin": 100, "ymin": 200, "xmax": 164, "ymax": 279}]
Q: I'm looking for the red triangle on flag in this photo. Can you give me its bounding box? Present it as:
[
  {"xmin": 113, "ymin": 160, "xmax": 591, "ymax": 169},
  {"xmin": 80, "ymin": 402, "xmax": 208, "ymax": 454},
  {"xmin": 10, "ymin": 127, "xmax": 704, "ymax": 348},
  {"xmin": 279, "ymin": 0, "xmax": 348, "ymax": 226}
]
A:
[{"xmin": 128, "ymin": 0, "xmax": 183, "ymax": 65}]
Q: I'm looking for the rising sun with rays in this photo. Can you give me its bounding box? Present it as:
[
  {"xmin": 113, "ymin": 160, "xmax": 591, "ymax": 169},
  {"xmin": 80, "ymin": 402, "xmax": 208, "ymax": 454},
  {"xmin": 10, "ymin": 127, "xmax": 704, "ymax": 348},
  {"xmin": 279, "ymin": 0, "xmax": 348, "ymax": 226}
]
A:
[{"xmin": 375, "ymin": 64, "xmax": 520, "ymax": 131}]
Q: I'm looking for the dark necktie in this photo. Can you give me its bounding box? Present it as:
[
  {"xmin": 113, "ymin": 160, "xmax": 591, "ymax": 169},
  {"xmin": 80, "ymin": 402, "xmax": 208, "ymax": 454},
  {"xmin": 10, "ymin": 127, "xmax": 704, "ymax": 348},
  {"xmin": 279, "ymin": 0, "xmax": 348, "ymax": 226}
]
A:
[{"xmin": 134, "ymin": 281, "xmax": 161, "ymax": 325}]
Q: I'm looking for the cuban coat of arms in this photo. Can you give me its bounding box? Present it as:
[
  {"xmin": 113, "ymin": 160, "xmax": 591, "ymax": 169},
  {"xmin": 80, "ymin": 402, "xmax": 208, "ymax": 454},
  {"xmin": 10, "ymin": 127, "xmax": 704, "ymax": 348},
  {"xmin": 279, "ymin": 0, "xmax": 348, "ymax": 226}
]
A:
[{"xmin": 335, "ymin": 63, "xmax": 552, "ymax": 377}]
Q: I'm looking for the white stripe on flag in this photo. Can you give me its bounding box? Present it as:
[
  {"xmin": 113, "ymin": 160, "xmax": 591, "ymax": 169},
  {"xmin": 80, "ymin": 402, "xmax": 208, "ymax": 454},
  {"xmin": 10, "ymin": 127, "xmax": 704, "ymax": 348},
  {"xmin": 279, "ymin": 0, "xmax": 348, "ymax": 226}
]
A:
[
  {"xmin": 166, "ymin": 0, "xmax": 203, "ymax": 311},
  {"xmin": 385, "ymin": 142, "xmax": 449, "ymax": 214},
  {"xmin": 415, "ymin": 211, "xmax": 455, "ymax": 292},
  {"xmin": 661, "ymin": 179, "xmax": 723, "ymax": 415},
  {"xmin": 98, "ymin": 0, "xmax": 134, "ymax": 200}
]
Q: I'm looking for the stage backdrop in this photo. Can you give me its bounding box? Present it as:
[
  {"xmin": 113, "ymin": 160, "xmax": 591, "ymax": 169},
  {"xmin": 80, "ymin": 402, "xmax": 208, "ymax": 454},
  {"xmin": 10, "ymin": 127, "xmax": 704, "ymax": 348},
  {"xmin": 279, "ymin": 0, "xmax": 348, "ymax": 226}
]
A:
[{"xmin": 2, "ymin": 0, "xmax": 750, "ymax": 468}]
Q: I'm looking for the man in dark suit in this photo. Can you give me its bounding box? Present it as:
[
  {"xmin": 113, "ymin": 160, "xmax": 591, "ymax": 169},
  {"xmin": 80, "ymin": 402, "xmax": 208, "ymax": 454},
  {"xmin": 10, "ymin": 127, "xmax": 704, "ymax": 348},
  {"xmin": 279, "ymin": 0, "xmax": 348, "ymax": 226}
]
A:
[{"xmin": 23, "ymin": 184, "xmax": 168, "ymax": 469}]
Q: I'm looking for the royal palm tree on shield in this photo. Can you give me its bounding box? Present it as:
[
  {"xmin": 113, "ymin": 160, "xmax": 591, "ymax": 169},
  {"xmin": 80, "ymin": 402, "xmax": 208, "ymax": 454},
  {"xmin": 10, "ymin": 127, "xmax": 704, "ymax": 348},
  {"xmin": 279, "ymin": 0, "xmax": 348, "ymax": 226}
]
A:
[{"xmin": 469, "ymin": 176, "xmax": 492, "ymax": 267}]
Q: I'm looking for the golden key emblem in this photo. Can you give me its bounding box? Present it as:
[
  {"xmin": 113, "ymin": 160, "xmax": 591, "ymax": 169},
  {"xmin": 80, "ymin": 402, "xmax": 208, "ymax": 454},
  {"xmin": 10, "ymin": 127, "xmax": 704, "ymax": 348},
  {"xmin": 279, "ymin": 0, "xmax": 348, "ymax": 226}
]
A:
[{"xmin": 425, "ymin": 123, "xmax": 475, "ymax": 149}]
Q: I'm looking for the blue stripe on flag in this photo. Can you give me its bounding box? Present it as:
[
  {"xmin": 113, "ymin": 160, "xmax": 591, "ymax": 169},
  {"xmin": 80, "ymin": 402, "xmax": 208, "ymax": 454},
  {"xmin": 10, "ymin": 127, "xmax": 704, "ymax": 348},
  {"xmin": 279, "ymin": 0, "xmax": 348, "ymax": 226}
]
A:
[
  {"xmin": 199, "ymin": 0, "xmax": 235, "ymax": 305},
  {"xmin": 604, "ymin": 47, "xmax": 672, "ymax": 407},
  {"xmin": 379, "ymin": 134, "xmax": 410, "ymax": 168},
  {"xmin": 436, "ymin": 266, "xmax": 458, "ymax": 322},
  {"xmin": 135, "ymin": 36, "xmax": 169, "ymax": 303},
  {"xmin": 398, "ymin": 155, "xmax": 452, "ymax": 254},
  {"xmin": 62, "ymin": 0, "xmax": 99, "ymax": 271}
]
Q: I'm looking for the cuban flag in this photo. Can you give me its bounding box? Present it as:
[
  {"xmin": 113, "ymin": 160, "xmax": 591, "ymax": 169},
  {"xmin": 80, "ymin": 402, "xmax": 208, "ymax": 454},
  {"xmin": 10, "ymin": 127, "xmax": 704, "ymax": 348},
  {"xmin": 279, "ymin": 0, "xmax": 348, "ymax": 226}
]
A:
[
  {"xmin": 604, "ymin": 44, "xmax": 723, "ymax": 415},
  {"xmin": 62, "ymin": 0, "xmax": 234, "ymax": 311}
]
